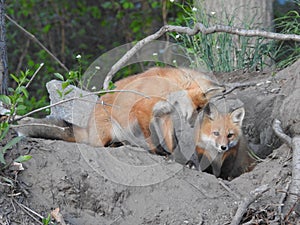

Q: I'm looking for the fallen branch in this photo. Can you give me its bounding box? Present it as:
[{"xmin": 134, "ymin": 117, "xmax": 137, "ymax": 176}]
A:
[
  {"xmin": 103, "ymin": 23, "xmax": 300, "ymax": 89},
  {"xmin": 230, "ymin": 184, "xmax": 269, "ymax": 225}
]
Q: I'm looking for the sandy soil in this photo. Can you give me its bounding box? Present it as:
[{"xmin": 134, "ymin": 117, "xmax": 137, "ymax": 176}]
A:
[
  {"xmin": 1, "ymin": 64, "xmax": 299, "ymax": 224},
  {"xmin": 0, "ymin": 136, "xmax": 294, "ymax": 224}
]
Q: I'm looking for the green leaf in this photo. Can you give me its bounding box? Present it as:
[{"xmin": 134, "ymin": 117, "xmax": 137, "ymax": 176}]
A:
[
  {"xmin": 14, "ymin": 155, "xmax": 32, "ymax": 163},
  {"xmin": 16, "ymin": 104, "xmax": 27, "ymax": 111},
  {"xmin": 2, "ymin": 136, "xmax": 23, "ymax": 155},
  {"xmin": 101, "ymin": 1, "xmax": 112, "ymax": 9},
  {"xmin": 108, "ymin": 81, "xmax": 116, "ymax": 90},
  {"xmin": 42, "ymin": 214, "xmax": 51, "ymax": 225},
  {"xmin": 0, "ymin": 123, "xmax": 9, "ymax": 141},
  {"xmin": 0, "ymin": 95, "xmax": 11, "ymax": 105},
  {"xmin": 18, "ymin": 86, "xmax": 29, "ymax": 98},
  {"xmin": 0, "ymin": 176, "xmax": 14, "ymax": 186},
  {"xmin": 0, "ymin": 152, "xmax": 5, "ymax": 165},
  {"xmin": 10, "ymin": 74, "xmax": 19, "ymax": 83},
  {"xmin": 16, "ymin": 97, "xmax": 24, "ymax": 103},
  {"xmin": 42, "ymin": 24, "xmax": 51, "ymax": 33},
  {"xmin": 54, "ymin": 73, "xmax": 64, "ymax": 81},
  {"xmin": 62, "ymin": 81, "xmax": 70, "ymax": 90},
  {"xmin": 123, "ymin": 2, "xmax": 134, "ymax": 9},
  {"xmin": 64, "ymin": 88, "xmax": 74, "ymax": 96},
  {"xmin": 7, "ymin": 87, "xmax": 14, "ymax": 93},
  {"xmin": 56, "ymin": 89, "xmax": 63, "ymax": 98}
]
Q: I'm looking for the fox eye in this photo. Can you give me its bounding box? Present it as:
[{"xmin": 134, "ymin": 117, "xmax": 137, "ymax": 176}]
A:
[
  {"xmin": 227, "ymin": 133, "xmax": 234, "ymax": 138},
  {"xmin": 213, "ymin": 131, "xmax": 220, "ymax": 136}
]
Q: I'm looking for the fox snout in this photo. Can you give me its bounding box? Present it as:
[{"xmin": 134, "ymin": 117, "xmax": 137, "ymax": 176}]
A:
[
  {"xmin": 216, "ymin": 139, "xmax": 238, "ymax": 152},
  {"xmin": 219, "ymin": 144, "xmax": 228, "ymax": 152}
]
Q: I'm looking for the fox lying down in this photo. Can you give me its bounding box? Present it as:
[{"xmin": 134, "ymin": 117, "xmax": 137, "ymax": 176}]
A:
[{"xmin": 17, "ymin": 67, "xmax": 254, "ymax": 178}]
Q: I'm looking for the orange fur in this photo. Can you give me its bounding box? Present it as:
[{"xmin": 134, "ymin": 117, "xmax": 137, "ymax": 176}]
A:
[
  {"xmin": 72, "ymin": 67, "xmax": 224, "ymax": 153},
  {"xmin": 192, "ymin": 102, "xmax": 254, "ymax": 179}
]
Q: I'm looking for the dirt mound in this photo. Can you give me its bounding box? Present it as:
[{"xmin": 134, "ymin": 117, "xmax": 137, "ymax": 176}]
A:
[
  {"xmin": 2, "ymin": 59, "xmax": 300, "ymax": 224},
  {"xmin": 0, "ymin": 137, "xmax": 292, "ymax": 224}
]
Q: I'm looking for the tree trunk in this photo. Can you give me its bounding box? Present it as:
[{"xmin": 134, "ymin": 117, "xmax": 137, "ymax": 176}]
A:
[
  {"xmin": 196, "ymin": 0, "xmax": 273, "ymax": 29},
  {"xmin": 0, "ymin": 0, "xmax": 8, "ymax": 95},
  {"xmin": 194, "ymin": 0, "xmax": 274, "ymax": 70}
]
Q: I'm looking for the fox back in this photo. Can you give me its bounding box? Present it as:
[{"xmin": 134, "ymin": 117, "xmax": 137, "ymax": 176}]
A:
[
  {"xmin": 17, "ymin": 67, "xmax": 225, "ymax": 154},
  {"xmin": 73, "ymin": 67, "xmax": 225, "ymax": 148}
]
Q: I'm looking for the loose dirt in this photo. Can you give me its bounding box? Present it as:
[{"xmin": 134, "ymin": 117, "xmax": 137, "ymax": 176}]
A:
[{"xmin": 1, "ymin": 62, "xmax": 300, "ymax": 224}]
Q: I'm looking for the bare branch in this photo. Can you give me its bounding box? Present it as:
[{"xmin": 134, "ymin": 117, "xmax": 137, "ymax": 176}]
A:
[
  {"xmin": 103, "ymin": 23, "xmax": 300, "ymax": 89},
  {"xmin": 25, "ymin": 63, "xmax": 44, "ymax": 89},
  {"xmin": 5, "ymin": 14, "xmax": 69, "ymax": 72},
  {"xmin": 230, "ymin": 184, "xmax": 270, "ymax": 225},
  {"xmin": 12, "ymin": 89, "xmax": 149, "ymax": 122},
  {"xmin": 103, "ymin": 26, "xmax": 169, "ymax": 89}
]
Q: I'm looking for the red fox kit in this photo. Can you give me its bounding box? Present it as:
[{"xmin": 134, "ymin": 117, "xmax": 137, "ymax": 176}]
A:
[
  {"xmin": 71, "ymin": 67, "xmax": 225, "ymax": 148},
  {"xmin": 187, "ymin": 101, "xmax": 255, "ymax": 179},
  {"xmin": 16, "ymin": 67, "xmax": 254, "ymax": 178},
  {"xmin": 17, "ymin": 67, "xmax": 225, "ymax": 151}
]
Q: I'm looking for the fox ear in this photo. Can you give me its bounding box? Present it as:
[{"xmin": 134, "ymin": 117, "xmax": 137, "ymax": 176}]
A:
[
  {"xmin": 230, "ymin": 107, "xmax": 245, "ymax": 125},
  {"xmin": 204, "ymin": 103, "xmax": 219, "ymax": 120},
  {"xmin": 204, "ymin": 85, "xmax": 226, "ymax": 99}
]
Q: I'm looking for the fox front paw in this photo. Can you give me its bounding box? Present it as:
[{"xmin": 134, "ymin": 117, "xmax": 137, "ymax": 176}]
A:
[{"xmin": 186, "ymin": 160, "xmax": 199, "ymax": 170}]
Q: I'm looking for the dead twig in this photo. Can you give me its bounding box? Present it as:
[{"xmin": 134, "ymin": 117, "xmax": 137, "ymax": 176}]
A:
[
  {"xmin": 103, "ymin": 23, "xmax": 300, "ymax": 89},
  {"xmin": 14, "ymin": 200, "xmax": 44, "ymax": 225},
  {"xmin": 5, "ymin": 14, "xmax": 69, "ymax": 72},
  {"xmin": 218, "ymin": 179, "xmax": 241, "ymax": 199},
  {"xmin": 25, "ymin": 63, "xmax": 44, "ymax": 89},
  {"xmin": 223, "ymin": 81, "xmax": 259, "ymax": 95},
  {"xmin": 12, "ymin": 89, "xmax": 149, "ymax": 122},
  {"xmin": 277, "ymin": 178, "xmax": 292, "ymax": 221},
  {"xmin": 230, "ymin": 184, "xmax": 270, "ymax": 225}
]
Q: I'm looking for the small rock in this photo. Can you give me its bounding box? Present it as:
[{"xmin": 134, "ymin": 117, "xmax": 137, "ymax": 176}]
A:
[{"xmin": 46, "ymin": 80, "xmax": 98, "ymax": 127}]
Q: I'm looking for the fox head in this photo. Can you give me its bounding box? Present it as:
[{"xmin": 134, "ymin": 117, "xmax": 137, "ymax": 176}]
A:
[{"xmin": 196, "ymin": 102, "xmax": 245, "ymax": 176}]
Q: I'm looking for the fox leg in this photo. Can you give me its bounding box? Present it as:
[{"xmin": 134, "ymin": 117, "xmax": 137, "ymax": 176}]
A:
[
  {"xmin": 149, "ymin": 114, "xmax": 177, "ymax": 156},
  {"xmin": 82, "ymin": 105, "xmax": 113, "ymax": 147},
  {"xmin": 130, "ymin": 97, "xmax": 177, "ymax": 155}
]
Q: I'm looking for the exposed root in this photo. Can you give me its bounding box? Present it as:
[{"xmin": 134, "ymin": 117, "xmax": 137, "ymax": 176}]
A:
[
  {"xmin": 230, "ymin": 184, "xmax": 270, "ymax": 225},
  {"xmin": 272, "ymin": 119, "xmax": 300, "ymax": 221}
]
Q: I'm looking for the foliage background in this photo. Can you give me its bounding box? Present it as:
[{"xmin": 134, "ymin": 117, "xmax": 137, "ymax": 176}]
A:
[
  {"xmin": 4, "ymin": 0, "xmax": 300, "ymax": 112},
  {"xmin": 5, "ymin": 0, "xmax": 190, "ymax": 111}
]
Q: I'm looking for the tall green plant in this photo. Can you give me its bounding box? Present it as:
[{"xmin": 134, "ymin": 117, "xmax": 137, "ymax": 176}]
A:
[
  {"xmin": 0, "ymin": 67, "xmax": 44, "ymax": 168},
  {"xmin": 170, "ymin": 2, "xmax": 275, "ymax": 72},
  {"xmin": 274, "ymin": 1, "xmax": 300, "ymax": 68}
]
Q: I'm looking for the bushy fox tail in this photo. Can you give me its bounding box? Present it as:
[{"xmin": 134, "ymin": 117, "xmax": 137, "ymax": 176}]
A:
[{"xmin": 13, "ymin": 117, "xmax": 77, "ymax": 142}]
